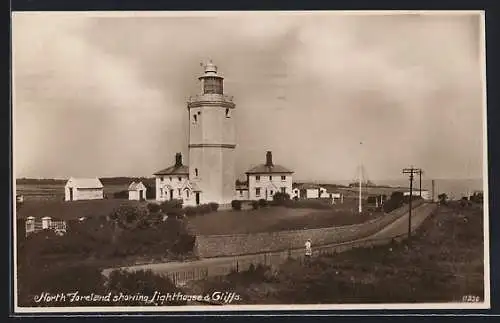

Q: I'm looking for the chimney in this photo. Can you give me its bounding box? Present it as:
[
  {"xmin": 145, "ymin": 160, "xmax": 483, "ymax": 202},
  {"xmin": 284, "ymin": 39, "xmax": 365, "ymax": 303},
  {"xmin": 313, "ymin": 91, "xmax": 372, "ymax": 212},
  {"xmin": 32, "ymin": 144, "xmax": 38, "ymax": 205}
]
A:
[
  {"xmin": 265, "ymin": 151, "xmax": 273, "ymax": 166},
  {"xmin": 175, "ymin": 153, "xmax": 183, "ymax": 167}
]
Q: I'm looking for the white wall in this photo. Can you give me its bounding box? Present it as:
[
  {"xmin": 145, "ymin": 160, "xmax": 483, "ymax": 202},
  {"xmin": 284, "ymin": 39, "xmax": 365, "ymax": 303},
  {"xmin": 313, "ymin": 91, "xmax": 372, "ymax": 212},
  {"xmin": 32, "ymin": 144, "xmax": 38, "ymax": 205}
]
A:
[
  {"xmin": 305, "ymin": 188, "xmax": 320, "ymax": 199},
  {"xmin": 155, "ymin": 175, "xmax": 189, "ymax": 201},
  {"xmin": 234, "ymin": 189, "xmax": 249, "ymax": 200},
  {"xmin": 404, "ymin": 190, "xmax": 431, "ymax": 200},
  {"xmin": 248, "ymin": 174, "xmax": 293, "ymax": 201},
  {"xmin": 75, "ymin": 188, "xmax": 103, "ymax": 201},
  {"xmin": 129, "ymin": 189, "xmax": 146, "ymax": 201},
  {"xmin": 188, "ymin": 104, "xmax": 236, "ymax": 205}
]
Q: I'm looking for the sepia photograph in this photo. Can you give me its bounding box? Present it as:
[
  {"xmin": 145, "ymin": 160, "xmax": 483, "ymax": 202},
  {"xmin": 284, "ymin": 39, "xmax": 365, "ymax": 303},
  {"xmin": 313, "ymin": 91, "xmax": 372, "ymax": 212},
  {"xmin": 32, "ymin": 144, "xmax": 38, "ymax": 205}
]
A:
[{"xmin": 12, "ymin": 10, "xmax": 489, "ymax": 312}]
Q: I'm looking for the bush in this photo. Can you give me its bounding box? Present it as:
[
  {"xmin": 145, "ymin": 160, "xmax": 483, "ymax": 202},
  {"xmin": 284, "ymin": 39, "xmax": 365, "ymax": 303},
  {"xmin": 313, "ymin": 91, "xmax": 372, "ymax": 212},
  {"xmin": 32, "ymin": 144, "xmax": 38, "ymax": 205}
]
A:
[
  {"xmin": 258, "ymin": 199, "xmax": 268, "ymax": 207},
  {"xmin": 106, "ymin": 269, "xmax": 186, "ymax": 306},
  {"xmin": 147, "ymin": 203, "xmax": 161, "ymax": 213},
  {"xmin": 231, "ymin": 200, "xmax": 242, "ymax": 211},
  {"xmin": 252, "ymin": 201, "xmax": 259, "ymax": 210},
  {"xmin": 272, "ymin": 192, "xmax": 291, "ymax": 206},
  {"xmin": 208, "ymin": 202, "xmax": 219, "ymax": 212},
  {"xmin": 160, "ymin": 199, "xmax": 183, "ymax": 213},
  {"xmin": 184, "ymin": 206, "xmax": 197, "ymax": 216}
]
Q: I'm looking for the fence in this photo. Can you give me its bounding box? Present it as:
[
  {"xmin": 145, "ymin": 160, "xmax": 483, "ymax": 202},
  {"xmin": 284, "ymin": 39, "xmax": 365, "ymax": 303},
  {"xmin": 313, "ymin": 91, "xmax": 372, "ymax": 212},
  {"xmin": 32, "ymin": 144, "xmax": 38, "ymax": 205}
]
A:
[
  {"xmin": 24, "ymin": 216, "xmax": 67, "ymax": 237},
  {"xmin": 194, "ymin": 200, "xmax": 424, "ymax": 258},
  {"xmin": 103, "ymin": 202, "xmax": 435, "ymax": 287}
]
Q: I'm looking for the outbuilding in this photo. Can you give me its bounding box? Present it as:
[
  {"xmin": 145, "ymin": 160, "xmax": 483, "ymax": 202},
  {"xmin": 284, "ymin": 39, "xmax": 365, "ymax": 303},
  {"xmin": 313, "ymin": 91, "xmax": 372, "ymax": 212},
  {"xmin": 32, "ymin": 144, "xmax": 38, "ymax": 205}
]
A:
[
  {"xmin": 128, "ymin": 181, "xmax": 147, "ymax": 201},
  {"xmin": 64, "ymin": 177, "xmax": 104, "ymax": 201}
]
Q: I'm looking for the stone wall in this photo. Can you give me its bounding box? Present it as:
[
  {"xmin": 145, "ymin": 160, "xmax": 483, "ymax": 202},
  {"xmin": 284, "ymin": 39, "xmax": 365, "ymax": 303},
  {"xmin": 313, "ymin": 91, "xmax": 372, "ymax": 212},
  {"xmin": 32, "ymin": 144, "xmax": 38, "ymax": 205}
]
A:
[{"xmin": 194, "ymin": 200, "xmax": 423, "ymax": 258}]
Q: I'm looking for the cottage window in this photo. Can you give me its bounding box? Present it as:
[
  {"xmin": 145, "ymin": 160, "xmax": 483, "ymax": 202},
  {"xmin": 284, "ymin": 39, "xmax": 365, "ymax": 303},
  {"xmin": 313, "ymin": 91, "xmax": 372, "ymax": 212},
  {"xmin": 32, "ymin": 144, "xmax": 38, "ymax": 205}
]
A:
[
  {"xmin": 281, "ymin": 176, "xmax": 286, "ymax": 181},
  {"xmin": 256, "ymin": 176, "xmax": 260, "ymax": 181},
  {"xmin": 269, "ymin": 176, "xmax": 272, "ymax": 180},
  {"xmin": 160, "ymin": 188, "xmax": 163, "ymax": 197},
  {"xmin": 256, "ymin": 188, "xmax": 261, "ymax": 197},
  {"xmin": 225, "ymin": 108, "xmax": 231, "ymax": 118},
  {"xmin": 178, "ymin": 177, "xmax": 182, "ymax": 182}
]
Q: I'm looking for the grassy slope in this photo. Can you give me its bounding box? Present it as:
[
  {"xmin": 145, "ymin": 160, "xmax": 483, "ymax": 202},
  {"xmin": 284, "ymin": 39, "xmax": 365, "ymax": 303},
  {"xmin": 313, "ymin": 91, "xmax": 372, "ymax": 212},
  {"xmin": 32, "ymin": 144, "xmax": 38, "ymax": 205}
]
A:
[
  {"xmin": 16, "ymin": 199, "xmax": 145, "ymax": 220},
  {"xmin": 187, "ymin": 202, "xmax": 484, "ymax": 304},
  {"xmin": 186, "ymin": 203, "xmax": 381, "ymax": 236}
]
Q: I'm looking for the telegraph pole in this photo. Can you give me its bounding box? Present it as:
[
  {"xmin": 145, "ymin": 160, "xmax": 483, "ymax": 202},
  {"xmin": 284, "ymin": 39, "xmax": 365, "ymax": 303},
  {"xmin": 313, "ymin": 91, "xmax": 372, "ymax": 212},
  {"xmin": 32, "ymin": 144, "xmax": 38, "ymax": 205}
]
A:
[
  {"xmin": 416, "ymin": 169, "xmax": 423, "ymax": 197},
  {"xmin": 402, "ymin": 166, "xmax": 422, "ymax": 244}
]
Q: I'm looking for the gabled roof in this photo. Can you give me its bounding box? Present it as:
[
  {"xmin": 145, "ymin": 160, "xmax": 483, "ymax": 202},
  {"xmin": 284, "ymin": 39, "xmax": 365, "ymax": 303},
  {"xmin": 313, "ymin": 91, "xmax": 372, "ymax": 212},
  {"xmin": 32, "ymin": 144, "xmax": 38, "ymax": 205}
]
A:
[
  {"xmin": 65, "ymin": 177, "xmax": 103, "ymax": 189},
  {"xmin": 246, "ymin": 164, "xmax": 293, "ymax": 174},
  {"xmin": 154, "ymin": 165, "xmax": 189, "ymax": 176},
  {"xmin": 236, "ymin": 184, "xmax": 249, "ymax": 190},
  {"xmin": 128, "ymin": 181, "xmax": 146, "ymax": 191},
  {"xmin": 296, "ymin": 183, "xmax": 321, "ymax": 190}
]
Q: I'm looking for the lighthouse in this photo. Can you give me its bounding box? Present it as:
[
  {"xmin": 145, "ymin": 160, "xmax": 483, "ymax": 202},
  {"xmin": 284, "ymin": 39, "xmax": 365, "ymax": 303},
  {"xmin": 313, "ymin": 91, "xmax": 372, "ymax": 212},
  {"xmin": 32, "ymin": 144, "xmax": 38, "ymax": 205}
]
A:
[{"xmin": 187, "ymin": 61, "xmax": 236, "ymax": 205}]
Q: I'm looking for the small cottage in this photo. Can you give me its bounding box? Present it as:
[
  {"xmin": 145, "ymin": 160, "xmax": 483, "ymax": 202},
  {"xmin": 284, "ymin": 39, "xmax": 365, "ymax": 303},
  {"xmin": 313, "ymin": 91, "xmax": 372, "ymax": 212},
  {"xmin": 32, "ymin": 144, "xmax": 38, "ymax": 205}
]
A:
[
  {"xmin": 64, "ymin": 177, "xmax": 104, "ymax": 201},
  {"xmin": 128, "ymin": 181, "xmax": 147, "ymax": 201}
]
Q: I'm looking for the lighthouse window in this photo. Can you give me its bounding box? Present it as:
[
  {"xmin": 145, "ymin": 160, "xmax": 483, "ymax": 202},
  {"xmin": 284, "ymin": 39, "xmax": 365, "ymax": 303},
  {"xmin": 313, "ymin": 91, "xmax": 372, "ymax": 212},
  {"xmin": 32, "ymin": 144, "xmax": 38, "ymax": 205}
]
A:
[
  {"xmin": 225, "ymin": 108, "xmax": 231, "ymax": 118},
  {"xmin": 195, "ymin": 168, "xmax": 199, "ymax": 177},
  {"xmin": 203, "ymin": 77, "xmax": 223, "ymax": 94},
  {"xmin": 193, "ymin": 114, "xmax": 198, "ymax": 124}
]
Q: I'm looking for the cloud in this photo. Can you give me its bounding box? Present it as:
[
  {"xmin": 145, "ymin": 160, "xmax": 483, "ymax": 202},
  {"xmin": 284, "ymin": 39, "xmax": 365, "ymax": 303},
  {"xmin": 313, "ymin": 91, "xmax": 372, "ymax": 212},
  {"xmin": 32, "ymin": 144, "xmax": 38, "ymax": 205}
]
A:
[{"xmin": 13, "ymin": 12, "xmax": 484, "ymax": 181}]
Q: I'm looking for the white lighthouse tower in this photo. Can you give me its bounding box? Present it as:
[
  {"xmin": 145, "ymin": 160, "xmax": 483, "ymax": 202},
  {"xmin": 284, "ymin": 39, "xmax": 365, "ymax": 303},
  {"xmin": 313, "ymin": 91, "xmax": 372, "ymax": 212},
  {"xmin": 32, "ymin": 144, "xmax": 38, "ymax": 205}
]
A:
[{"xmin": 187, "ymin": 61, "xmax": 236, "ymax": 205}]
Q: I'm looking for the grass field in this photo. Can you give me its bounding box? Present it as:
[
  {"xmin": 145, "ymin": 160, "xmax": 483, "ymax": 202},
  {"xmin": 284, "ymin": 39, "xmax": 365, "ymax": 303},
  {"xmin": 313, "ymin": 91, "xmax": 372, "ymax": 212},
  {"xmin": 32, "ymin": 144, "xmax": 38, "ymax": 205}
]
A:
[
  {"xmin": 187, "ymin": 201, "xmax": 484, "ymax": 304},
  {"xmin": 186, "ymin": 204, "xmax": 381, "ymax": 235},
  {"xmin": 16, "ymin": 184, "xmax": 129, "ymax": 201},
  {"xmin": 16, "ymin": 199, "xmax": 145, "ymax": 220}
]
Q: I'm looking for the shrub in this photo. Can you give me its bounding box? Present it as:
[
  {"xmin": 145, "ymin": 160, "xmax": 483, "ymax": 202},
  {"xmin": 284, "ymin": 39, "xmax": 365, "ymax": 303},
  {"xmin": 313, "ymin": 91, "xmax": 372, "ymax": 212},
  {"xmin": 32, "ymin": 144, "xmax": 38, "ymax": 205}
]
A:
[
  {"xmin": 106, "ymin": 269, "xmax": 186, "ymax": 306},
  {"xmin": 231, "ymin": 200, "xmax": 242, "ymax": 211},
  {"xmin": 184, "ymin": 206, "xmax": 197, "ymax": 216},
  {"xmin": 272, "ymin": 192, "xmax": 291, "ymax": 206},
  {"xmin": 208, "ymin": 202, "xmax": 219, "ymax": 212},
  {"xmin": 258, "ymin": 199, "xmax": 268, "ymax": 207},
  {"xmin": 198, "ymin": 204, "xmax": 212, "ymax": 214},
  {"xmin": 160, "ymin": 199, "xmax": 183, "ymax": 213},
  {"xmin": 252, "ymin": 201, "xmax": 260, "ymax": 210},
  {"xmin": 147, "ymin": 203, "xmax": 161, "ymax": 213}
]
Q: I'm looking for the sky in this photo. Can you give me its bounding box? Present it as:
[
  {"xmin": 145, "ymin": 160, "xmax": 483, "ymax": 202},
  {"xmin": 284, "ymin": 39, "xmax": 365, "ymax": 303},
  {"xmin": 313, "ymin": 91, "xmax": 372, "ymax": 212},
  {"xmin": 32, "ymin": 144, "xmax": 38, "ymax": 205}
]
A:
[{"xmin": 12, "ymin": 11, "xmax": 485, "ymax": 182}]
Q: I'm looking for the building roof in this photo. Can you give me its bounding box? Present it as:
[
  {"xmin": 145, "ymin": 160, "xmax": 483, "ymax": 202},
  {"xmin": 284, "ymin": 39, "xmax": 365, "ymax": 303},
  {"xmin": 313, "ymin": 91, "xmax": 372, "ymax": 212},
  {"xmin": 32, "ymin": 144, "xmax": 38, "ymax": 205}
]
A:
[
  {"xmin": 236, "ymin": 184, "xmax": 249, "ymax": 190},
  {"xmin": 128, "ymin": 181, "xmax": 146, "ymax": 191},
  {"xmin": 296, "ymin": 183, "xmax": 321, "ymax": 190},
  {"xmin": 65, "ymin": 177, "xmax": 103, "ymax": 189},
  {"xmin": 246, "ymin": 164, "xmax": 293, "ymax": 174},
  {"xmin": 154, "ymin": 165, "xmax": 189, "ymax": 176}
]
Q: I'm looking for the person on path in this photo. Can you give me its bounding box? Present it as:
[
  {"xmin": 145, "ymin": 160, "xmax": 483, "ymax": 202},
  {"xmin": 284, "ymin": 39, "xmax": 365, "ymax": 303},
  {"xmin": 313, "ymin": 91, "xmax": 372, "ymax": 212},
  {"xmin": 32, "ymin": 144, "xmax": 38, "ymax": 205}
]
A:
[{"xmin": 304, "ymin": 239, "xmax": 312, "ymax": 265}]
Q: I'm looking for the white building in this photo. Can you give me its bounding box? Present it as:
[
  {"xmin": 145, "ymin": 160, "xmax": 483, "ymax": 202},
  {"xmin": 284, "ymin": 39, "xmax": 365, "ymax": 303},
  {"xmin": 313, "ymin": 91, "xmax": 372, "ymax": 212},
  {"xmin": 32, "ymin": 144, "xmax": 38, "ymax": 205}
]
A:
[
  {"xmin": 154, "ymin": 153, "xmax": 201, "ymax": 206},
  {"xmin": 246, "ymin": 151, "xmax": 293, "ymax": 201},
  {"xmin": 128, "ymin": 181, "xmax": 147, "ymax": 201},
  {"xmin": 234, "ymin": 183, "xmax": 249, "ymax": 200},
  {"xmin": 154, "ymin": 61, "xmax": 235, "ymax": 206},
  {"xmin": 64, "ymin": 177, "xmax": 104, "ymax": 201},
  {"xmin": 404, "ymin": 189, "xmax": 431, "ymax": 201}
]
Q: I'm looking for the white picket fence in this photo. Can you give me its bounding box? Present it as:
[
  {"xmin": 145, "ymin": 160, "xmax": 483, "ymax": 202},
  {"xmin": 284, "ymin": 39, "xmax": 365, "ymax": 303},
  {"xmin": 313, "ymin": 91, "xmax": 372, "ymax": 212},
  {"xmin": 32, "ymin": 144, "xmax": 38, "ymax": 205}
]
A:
[{"xmin": 24, "ymin": 216, "xmax": 67, "ymax": 237}]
